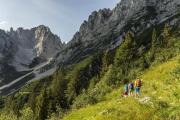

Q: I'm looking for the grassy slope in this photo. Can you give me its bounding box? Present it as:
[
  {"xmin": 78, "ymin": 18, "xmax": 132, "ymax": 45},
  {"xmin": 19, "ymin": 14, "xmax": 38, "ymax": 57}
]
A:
[{"xmin": 63, "ymin": 56, "xmax": 180, "ymax": 120}]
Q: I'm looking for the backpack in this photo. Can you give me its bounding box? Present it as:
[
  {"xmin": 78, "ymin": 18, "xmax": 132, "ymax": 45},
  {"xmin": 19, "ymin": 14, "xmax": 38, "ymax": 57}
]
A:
[
  {"xmin": 129, "ymin": 83, "xmax": 134, "ymax": 89},
  {"xmin": 136, "ymin": 79, "xmax": 141, "ymax": 87}
]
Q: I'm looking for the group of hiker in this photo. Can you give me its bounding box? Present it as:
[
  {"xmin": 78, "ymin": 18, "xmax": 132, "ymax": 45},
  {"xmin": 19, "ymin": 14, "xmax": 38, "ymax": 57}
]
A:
[{"xmin": 123, "ymin": 79, "xmax": 142, "ymax": 98}]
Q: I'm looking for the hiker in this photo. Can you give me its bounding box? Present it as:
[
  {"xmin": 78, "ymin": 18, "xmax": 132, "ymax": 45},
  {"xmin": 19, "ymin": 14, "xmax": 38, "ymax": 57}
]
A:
[
  {"xmin": 128, "ymin": 81, "xmax": 134, "ymax": 96},
  {"xmin": 123, "ymin": 81, "xmax": 129, "ymax": 97},
  {"xmin": 135, "ymin": 79, "xmax": 142, "ymax": 98}
]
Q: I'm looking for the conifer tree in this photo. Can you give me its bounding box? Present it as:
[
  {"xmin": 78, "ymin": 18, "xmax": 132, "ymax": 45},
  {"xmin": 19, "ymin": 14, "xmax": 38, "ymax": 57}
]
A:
[
  {"xmin": 100, "ymin": 50, "xmax": 109, "ymax": 77},
  {"xmin": 51, "ymin": 68, "xmax": 67, "ymax": 108},
  {"xmin": 152, "ymin": 28, "xmax": 157, "ymax": 51},
  {"xmin": 114, "ymin": 32, "xmax": 136, "ymax": 74},
  {"xmin": 35, "ymin": 88, "xmax": 48, "ymax": 120},
  {"xmin": 162, "ymin": 23, "xmax": 170, "ymax": 46},
  {"xmin": 162, "ymin": 23, "xmax": 170, "ymax": 38},
  {"xmin": 150, "ymin": 28, "xmax": 157, "ymax": 60},
  {"xmin": 28, "ymin": 89, "xmax": 36, "ymax": 112}
]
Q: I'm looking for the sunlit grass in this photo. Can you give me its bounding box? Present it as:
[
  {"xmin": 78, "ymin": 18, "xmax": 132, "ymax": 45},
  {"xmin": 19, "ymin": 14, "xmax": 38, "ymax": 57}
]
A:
[{"xmin": 63, "ymin": 56, "xmax": 180, "ymax": 120}]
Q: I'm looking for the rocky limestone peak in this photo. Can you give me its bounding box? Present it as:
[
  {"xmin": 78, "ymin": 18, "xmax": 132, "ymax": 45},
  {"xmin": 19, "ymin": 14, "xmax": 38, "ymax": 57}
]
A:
[
  {"xmin": 0, "ymin": 29, "xmax": 15, "ymax": 57},
  {"xmin": 34, "ymin": 25, "xmax": 51, "ymax": 36},
  {"xmin": 34, "ymin": 25, "xmax": 63, "ymax": 59},
  {"xmin": 68, "ymin": 8, "xmax": 113, "ymax": 48},
  {"xmin": 111, "ymin": 0, "xmax": 155, "ymax": 21},
  {"xmin": 113, "ymin": 0, "xmax": 180, "ymax": 20},
  {"xmin": 0, "ymin": 25, "xmax": 65, "ymax": 87},
  {"xmin": 80, "ymin": 8, "xmax": 112, "ymax": 34},
  {"xmin": 56, "ymin": 0, "xmax": 180, "ymax": 65},
  {"xmin": 0, "ymin": 25, "xmax": 64, "ymax": 71}
]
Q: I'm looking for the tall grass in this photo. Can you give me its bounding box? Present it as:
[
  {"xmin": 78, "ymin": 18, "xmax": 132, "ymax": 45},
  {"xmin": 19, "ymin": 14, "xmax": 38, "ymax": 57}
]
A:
[{"xmin": 62, "ymin": 56, "xmax": 180, "ymax": 120}]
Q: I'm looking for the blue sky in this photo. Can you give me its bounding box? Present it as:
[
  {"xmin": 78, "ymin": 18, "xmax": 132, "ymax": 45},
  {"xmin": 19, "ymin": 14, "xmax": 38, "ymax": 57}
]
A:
[{"xmin": 0, "ymin": 0, "xmax": 120, "ymax": 42}]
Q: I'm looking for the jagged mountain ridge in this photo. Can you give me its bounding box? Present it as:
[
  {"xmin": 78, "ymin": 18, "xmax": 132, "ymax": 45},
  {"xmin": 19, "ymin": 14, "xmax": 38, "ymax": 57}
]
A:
[
  {"xmin": 1, "ymin": 0, "xmax": 180, "ymax": 95},
  {"xmin": 56, "ymin": 0, "xmax": 180, "ymax": 65},
  {"xmin": 9, "ymin": 25, "xmax": 64, "ymax": 71},
  {"xmin": 0, "ymin": 25, "xmax": 63, "ymax": 85}
]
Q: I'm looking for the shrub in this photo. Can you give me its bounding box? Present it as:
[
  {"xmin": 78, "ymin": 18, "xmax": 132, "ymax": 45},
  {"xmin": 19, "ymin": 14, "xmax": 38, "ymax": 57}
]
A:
[{"xmin": 19, "ymin": 107, "xmax": 34, "ymax": 120}]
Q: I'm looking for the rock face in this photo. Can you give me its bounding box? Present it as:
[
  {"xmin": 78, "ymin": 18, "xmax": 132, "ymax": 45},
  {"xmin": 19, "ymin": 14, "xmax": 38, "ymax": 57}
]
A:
[
  {"xmin": 8, "ymin": 25, "xmax": 63, "ymax": 71},
  {"xmin": 0, "ymin": 25, "xmax": 63, "ymax": 84},
  {"xmin": 56, "ymin": 0, "xmax": 180, "ymax": 65}
]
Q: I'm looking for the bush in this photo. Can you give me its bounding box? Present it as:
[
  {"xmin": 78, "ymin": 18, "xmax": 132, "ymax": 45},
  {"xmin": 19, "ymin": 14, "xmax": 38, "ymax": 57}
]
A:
[
  {"xmin": 72, "ymin": 89, "xmax": 97, "ymax": 109},
  {"xmin": 72, "ymin": 80, "xmax": 113, "ymax": 109},
  {"xmin": 0, "ymin": 111, "xmax": 17, "ymax": 120},
  {"xmin": 103, "ymin": 65, "xmax": 119, "ymax": 86},
  {"xmin": 19, "ymin": 107, "xmax": 34, "ymax": 120}
]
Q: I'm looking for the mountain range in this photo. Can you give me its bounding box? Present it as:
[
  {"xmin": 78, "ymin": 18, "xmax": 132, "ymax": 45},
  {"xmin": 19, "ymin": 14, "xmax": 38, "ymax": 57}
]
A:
[
  {"xmin": 0, "ymin": 25, "xmax": 64, "ymax": 94},
  {"xmin": 0, "ymin": 0, "xmax": 180, "ymax": 95}
]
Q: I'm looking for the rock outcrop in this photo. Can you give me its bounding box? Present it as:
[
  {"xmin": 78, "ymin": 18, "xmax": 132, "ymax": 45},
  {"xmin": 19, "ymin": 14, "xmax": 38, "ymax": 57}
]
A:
[
  {"xmin": 56, "ymin": 0, "xmax": 180, "ymax": 65},
  {"xmin": 0, "ymin": 25, "xmax": 63, "ymax": 84}
]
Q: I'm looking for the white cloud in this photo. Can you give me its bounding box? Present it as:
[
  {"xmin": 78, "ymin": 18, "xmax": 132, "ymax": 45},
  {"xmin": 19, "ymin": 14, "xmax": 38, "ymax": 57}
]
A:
[
  {"xmin": 0, "ymin": 21, "xmax": 8, "ymax": 26},
  {"xmin": 0, "ymin": 21, "xmax": 10, "ymax": 30}
]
